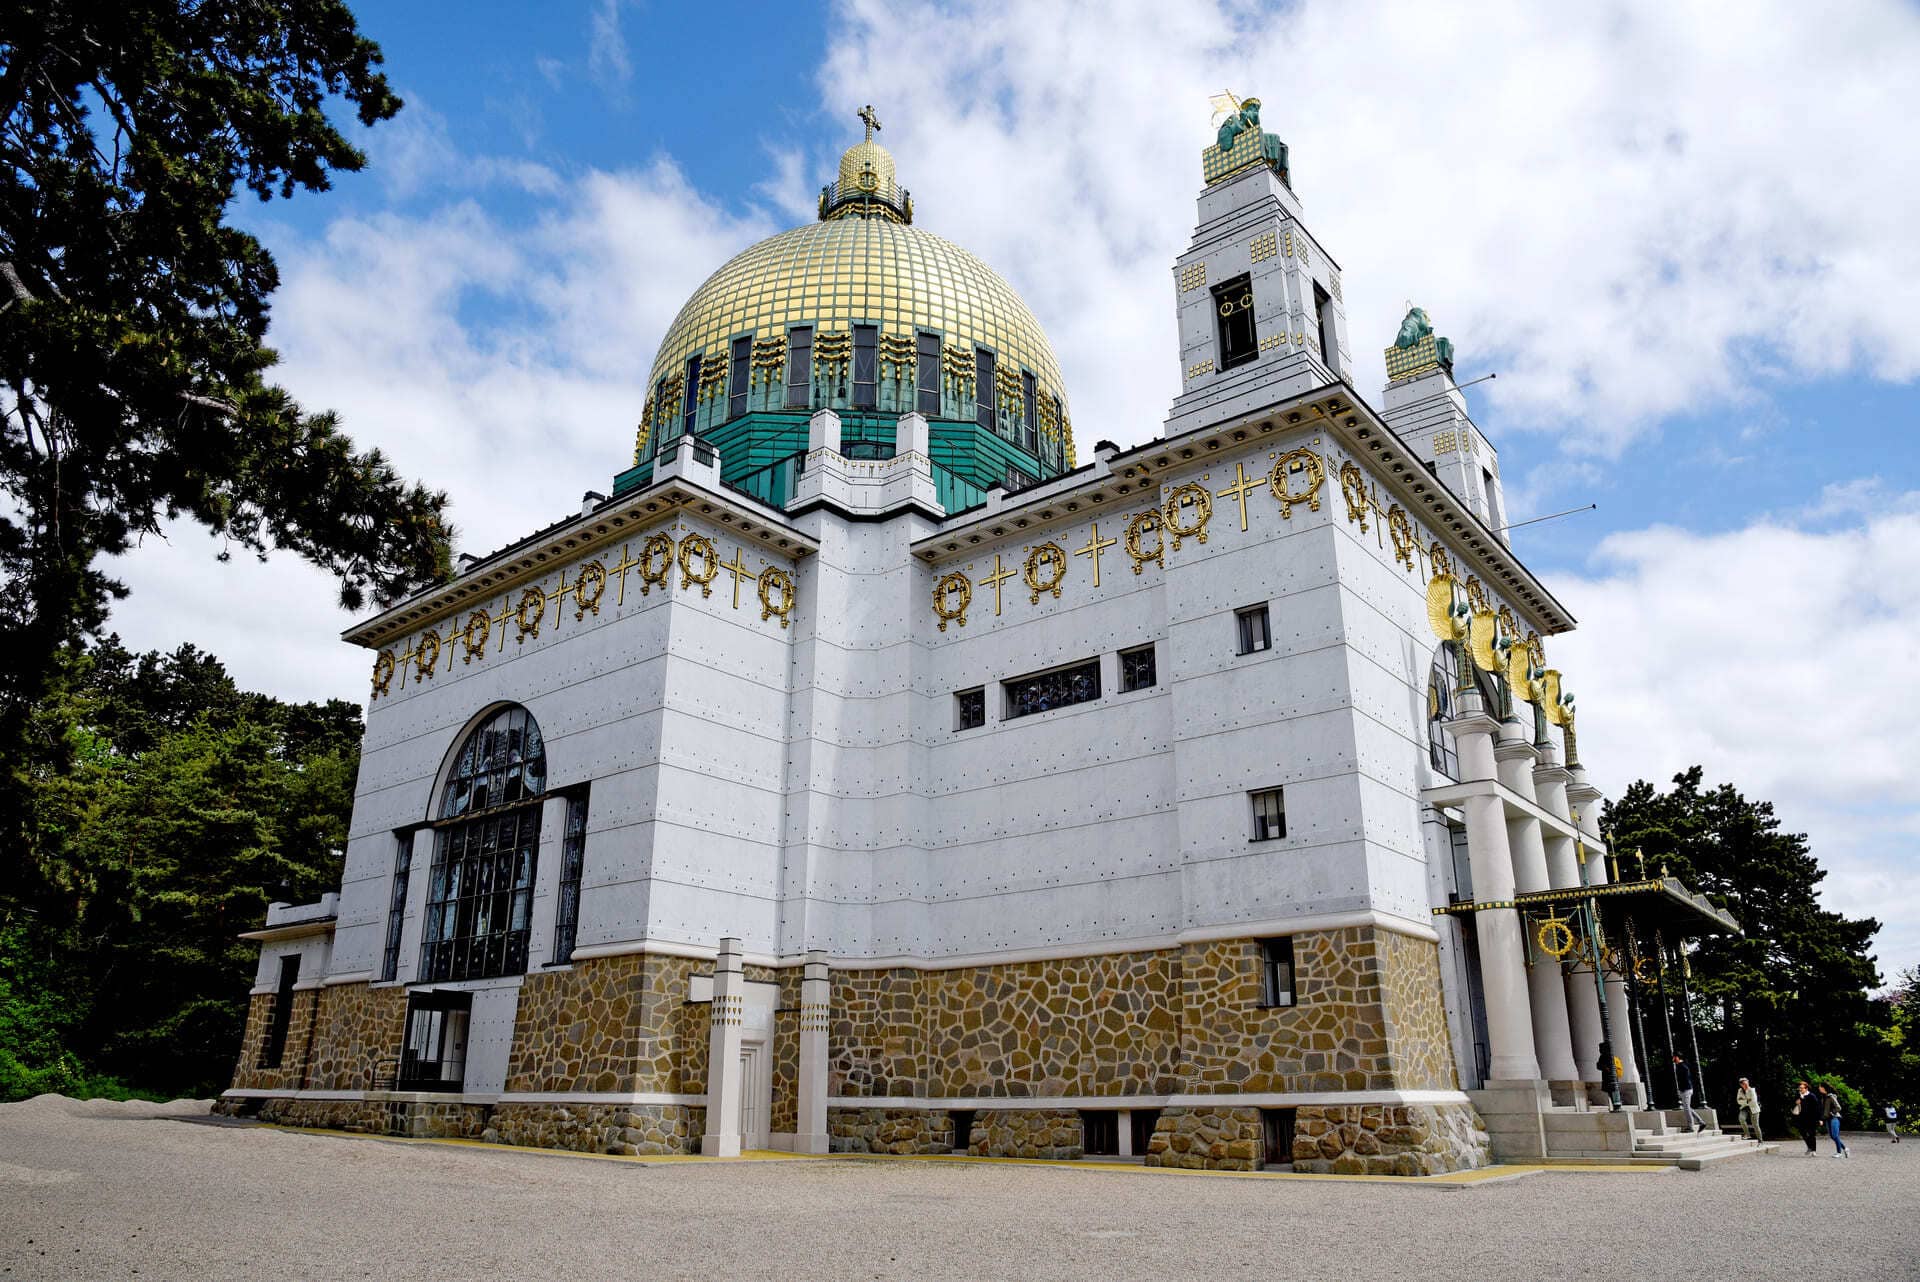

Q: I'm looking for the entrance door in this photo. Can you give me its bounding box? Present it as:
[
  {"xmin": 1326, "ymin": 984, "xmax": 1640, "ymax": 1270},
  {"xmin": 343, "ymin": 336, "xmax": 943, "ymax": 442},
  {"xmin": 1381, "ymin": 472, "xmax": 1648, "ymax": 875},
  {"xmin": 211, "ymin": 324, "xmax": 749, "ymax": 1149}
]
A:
[{"xmin": 737, "ymin": 1042, "xmax": 770, "ymax": 1150}]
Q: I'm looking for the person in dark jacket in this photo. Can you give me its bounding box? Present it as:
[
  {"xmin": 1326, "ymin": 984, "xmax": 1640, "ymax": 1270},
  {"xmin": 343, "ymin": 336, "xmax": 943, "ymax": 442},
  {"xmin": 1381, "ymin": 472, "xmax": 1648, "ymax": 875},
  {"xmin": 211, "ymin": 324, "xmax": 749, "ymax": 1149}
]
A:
[
  {"xmin": 1791, "ymin": 1081, "xmax": 1821, "ymax": 1154},
  {"xmin": 1818, "ymin": 1083, "xmax": 1850, "ymax": 1158},
  {"xmin": 1673, "ymin": 1054, "xmax": 1705, "ymax": 1133}
]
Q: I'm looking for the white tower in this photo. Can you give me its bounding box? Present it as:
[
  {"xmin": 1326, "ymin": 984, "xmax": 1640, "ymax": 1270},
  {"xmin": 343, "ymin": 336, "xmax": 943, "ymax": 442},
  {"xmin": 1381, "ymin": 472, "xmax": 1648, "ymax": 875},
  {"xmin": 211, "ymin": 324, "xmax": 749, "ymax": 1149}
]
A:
[
  {"xmin": 1164, "ymin": 98, "xmax": 1350, "ymax": 437},
  {"xmin": 1378, "ymin": 311, "xmax": 1509, "ymax": 541}
]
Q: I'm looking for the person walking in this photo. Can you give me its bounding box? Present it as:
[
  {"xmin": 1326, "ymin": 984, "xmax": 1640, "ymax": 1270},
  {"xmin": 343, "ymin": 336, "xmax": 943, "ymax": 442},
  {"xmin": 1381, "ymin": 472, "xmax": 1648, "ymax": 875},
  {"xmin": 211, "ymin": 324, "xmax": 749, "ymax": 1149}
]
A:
[
  {"xmin": 1818, "ymin": 1083, "xmax": 1850, "ymax": 1159},
  {"xmin": 1791, "ymin": 1081, "xmax": 1821, "ymax": 1155},
  {"xmin": 1673, "ymin": 1053, "xmax": 1705, "ymax": 1133},
  {"xmin": 1734, "ymin": 1077, "xmax": 1762, "ymax": 1141},
  {"xmin": 1884, "ymin": 1103, "xmax": 1900, "ymax": 1143}
]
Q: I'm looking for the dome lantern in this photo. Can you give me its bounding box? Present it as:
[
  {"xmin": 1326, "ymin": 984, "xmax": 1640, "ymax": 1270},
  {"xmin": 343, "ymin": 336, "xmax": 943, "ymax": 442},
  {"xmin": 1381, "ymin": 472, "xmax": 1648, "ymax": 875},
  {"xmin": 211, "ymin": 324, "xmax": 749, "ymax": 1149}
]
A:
[{"xmin": 819, "ymin": 104, "xmax": 912, "ymax": 224}]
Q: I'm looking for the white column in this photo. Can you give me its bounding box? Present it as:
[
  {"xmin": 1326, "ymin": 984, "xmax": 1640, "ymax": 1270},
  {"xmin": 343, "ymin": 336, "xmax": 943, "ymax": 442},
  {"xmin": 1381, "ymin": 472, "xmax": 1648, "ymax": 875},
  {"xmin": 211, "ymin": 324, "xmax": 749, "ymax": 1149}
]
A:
[
  {"xmin": 1568, "ymin": 774, "xmax": 1643, "ymax": 1101},
  {"xmin": 701, "ymin": 937, "xmax": 746, "ymax": 1157},
  {"xmin": 1448, "ymin": 700, "xmax": 1540, "ymax": 1083},
  {"xmin": 1536, "ymin": 753, "xmax": 1602, "ymax": 1086},
  {"xmin": 795, "ymin": 950, "xmax": 831, "ymax": 1155},
  {"xmin": 1496, "ymin": 723, "xmax": 1578, "ymax": 1084}
]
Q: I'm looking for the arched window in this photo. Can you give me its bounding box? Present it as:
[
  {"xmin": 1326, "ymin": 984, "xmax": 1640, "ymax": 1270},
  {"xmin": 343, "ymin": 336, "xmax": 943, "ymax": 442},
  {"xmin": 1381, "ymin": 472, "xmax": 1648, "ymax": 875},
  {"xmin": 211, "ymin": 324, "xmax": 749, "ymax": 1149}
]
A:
[
  {"xmin": 420, "ymin": 706, "xmax": 547, "ymax": 982},
  {"xmin": 1427, "ymin": 644, "xmax": 1461, "ymax": 779}
]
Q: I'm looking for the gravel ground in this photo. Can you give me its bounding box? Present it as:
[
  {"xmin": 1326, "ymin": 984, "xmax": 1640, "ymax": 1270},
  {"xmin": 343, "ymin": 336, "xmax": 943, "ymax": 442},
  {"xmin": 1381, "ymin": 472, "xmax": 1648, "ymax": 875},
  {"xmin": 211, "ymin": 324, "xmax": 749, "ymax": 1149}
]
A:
[{"xmin": 1, "ymin": 1095, "xmax": 1914, "ymax": 1282}]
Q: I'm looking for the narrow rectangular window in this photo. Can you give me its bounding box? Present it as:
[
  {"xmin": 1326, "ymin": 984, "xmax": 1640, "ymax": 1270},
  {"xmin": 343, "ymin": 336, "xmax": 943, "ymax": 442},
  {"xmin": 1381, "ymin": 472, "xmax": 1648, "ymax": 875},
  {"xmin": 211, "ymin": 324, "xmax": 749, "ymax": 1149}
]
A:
[
  {"xmin": 786, "ymin": 326, "xmax": 813, "ymax": 409},
  {"xmin": 916, "ymin": 331, "xmax": 942, "ymax": 416},
  {"xmin": 728, "ymin": 335, "xmax": 750, "ymax": 419},
  {"xmin": 380, "ymin": 832, "xmax": 412, "ymax": 983},
  {"xmin": 1213, "ymin": 273, "xmax": 1258, "ymax": 370},
  {"xmin": 1259, "ymin": 936, "xmax": 1295, "ymax": 1006},
  {"xmin": 955, "ymin": 687, "xmax": 985, "ymax": 731},
  {"xmin": 1120, "ymin": 644, "xmax": 1157, "ymax": 692},
  {"xmin": 260, "ymin": 954, "xmax": 300, "ymax": 1069},
  {"xmin": 852, "ymin": 324, "xmax": 878, "ymax": 409},
  {"xmin": 1004, "ymin": 465, "xmax": 1033, "ymax": 491},
  {"xmin": 552, "ymin": 791, "xmax": 590, "ymax": 965},
  {"xmin": 1261, "ymin": 1108, "xmax": 1297, "ymax": 1166},
  {"xmin": 1314, "ymin": 282, "xmax": 1337, "ymax": 375},
  {"xmin": 1050, "ymin": 395, "xmax": 1064, "ymax": 470},
  {"xmin": 1251, "ymin": 788, "xmax": 1287, "ymax": 842},
  {"xmin": 1020, "ymin": 370, "xmax": 1037, "ymax": 451},
  {"xmin": 1236, "ymin": 603, "xmax": 1271, "ymax": 655},
  {"xmin": 975, "ymin": 348, "xmax": 996, "ymax": 429},
  {"xmin": 1003, "ymin": 658, "xmax": 1101, "ymax": 720},
  {"xmin": 652, "ymin": 375, "xmax": 673, "ymax": 452},
  {"xmin": 682, "ymin": 354, "xmax": 702, "ymax": 436},
  {"xmin": 1482, "ymin": 465, "xmax": 1503, "ymax": 530}
]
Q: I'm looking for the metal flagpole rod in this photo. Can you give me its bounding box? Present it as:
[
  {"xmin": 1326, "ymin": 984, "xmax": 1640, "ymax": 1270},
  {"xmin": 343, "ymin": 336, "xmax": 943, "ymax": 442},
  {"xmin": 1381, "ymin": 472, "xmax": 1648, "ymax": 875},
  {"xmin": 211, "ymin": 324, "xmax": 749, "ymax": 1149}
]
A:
[
  {"xmin": 1654, "ymin": 927, "xmax": 1679, "ymax": 1109},
  {"xmin": 1677, "ymin": 941, "xmax": 1707, "ymax": 1093}
]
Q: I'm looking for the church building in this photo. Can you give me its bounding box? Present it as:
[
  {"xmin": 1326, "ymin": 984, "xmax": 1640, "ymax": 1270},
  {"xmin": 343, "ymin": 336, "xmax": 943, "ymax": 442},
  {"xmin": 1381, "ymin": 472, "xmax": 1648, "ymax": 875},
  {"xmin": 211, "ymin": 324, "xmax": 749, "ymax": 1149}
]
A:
[{"xmin": 218, "ymin": 101, "xmax": 1741, "ymax": 1174}]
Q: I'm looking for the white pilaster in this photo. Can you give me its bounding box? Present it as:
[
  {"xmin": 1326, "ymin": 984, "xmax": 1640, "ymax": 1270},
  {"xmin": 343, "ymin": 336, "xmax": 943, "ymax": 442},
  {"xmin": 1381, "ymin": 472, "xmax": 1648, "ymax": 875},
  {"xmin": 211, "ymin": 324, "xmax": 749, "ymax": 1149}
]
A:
[
  {"xmin": 1533, "ymin": 751, "xmax": 1600, "ymax": 1085},
  {"xmin": 1448, "ymin": 699, "xmax": 1540, "ymax": 1083},
  {"xmin": 701, "ymin": 936, "xmax": 746, "ymax": 1157},
  {"xmin": 795, "ymin": 949, "xmax": 831, "ymax": 1155}
]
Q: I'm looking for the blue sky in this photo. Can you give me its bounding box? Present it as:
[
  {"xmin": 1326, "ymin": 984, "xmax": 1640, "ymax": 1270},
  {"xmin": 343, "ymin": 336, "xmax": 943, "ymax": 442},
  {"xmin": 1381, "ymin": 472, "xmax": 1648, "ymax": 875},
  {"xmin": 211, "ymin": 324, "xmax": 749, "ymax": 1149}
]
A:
[{"xmin": 116, "ymin": 0, "xmax": 1920, "ymax": 974}]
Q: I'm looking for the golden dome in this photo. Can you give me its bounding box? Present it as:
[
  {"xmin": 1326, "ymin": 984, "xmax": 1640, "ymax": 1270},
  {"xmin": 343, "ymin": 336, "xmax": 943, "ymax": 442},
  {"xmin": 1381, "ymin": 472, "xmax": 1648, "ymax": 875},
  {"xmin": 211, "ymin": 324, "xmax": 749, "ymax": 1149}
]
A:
[{"xmin": 644, "ymin": 214, "xmax": 1069, "ymax": 420}]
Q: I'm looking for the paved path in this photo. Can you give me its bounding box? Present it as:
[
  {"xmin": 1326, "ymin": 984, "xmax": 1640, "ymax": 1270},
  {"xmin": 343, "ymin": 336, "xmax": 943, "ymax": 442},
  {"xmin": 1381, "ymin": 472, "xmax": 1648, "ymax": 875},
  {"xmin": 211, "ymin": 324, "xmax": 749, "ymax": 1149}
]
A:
[{"xmin": 2, "ymin": 1096, "xmax": 1913, "ymax": 1281}]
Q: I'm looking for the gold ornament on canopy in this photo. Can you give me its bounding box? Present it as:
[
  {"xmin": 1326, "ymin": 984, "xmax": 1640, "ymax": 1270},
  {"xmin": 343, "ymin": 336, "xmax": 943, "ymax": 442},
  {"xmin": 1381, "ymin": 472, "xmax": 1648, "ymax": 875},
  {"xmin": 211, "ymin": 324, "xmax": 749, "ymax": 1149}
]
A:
[{"xmin": 1426, "ymin": 573, "xmax": 1471, "ymax": 642}]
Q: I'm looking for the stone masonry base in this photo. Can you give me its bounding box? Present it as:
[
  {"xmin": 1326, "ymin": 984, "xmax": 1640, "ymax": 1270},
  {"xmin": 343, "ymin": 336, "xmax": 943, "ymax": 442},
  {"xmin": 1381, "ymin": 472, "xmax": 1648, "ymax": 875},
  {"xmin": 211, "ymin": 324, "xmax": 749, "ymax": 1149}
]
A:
[
  {"xmin": 1145, "ymin": 1102, "xmax": 1491, "ymax": 1174},
  {"xmin": 224, "ymin": 1097, "xmax": 704, "ymax": 1155}
]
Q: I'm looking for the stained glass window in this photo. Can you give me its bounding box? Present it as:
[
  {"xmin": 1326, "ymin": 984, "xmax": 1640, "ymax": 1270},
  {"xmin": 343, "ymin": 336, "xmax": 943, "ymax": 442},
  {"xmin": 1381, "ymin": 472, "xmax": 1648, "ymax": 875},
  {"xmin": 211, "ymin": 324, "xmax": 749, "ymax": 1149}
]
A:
[{"xmin": 1003, "ymin": 659, "xmax": 1100, "ymax": 720}]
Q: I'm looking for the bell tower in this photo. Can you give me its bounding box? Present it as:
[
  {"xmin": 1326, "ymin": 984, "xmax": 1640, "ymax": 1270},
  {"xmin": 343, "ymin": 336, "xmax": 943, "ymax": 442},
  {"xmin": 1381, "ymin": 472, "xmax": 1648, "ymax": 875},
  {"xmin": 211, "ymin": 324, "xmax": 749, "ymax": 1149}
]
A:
[
  {"xmin": 1164, "ymin": 95, "xmax": 1351, "ymax": 438},
  {"xmin": 1379, "ymin": 308, "xmax": 1508, "ymax": 541}
]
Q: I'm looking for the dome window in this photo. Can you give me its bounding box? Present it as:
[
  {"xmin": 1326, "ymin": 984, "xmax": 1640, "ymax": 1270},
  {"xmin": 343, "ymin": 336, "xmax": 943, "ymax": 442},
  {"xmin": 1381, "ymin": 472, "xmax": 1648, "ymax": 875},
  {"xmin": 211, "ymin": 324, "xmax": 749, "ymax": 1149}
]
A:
[
  {"xmin": 728, "ymin": 336, "xmax": 750, "ymax": 420},
  {"xmin": 786, "ymin": 326, "xmax": 813, "ymax": 409},
  {"xmin": 682, "ymin": 354, "xmax": 702, "ymax": 436},
  {"xmin": 916, "ymin": 331, "xmax": 942, "ymax": 416},
  {"xmin": 1020, "ymin": 370, "xmax": 1038, "ymax": 452},
  {"xmin": 975, "ymin": 347, "xmax": 997, "ymax": 432},
  {"xmin": 853, "ymin": 325, "xmax": 878, "ymax": 410}
]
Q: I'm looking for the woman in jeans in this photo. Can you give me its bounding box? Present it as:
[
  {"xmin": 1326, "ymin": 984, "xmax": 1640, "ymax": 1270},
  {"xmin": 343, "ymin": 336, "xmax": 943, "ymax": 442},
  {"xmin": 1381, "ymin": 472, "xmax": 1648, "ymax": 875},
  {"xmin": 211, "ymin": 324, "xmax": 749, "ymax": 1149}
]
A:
[{"xmin": 1818, "ymin": 1083, "xmax": 1850, "ymax": 1159}]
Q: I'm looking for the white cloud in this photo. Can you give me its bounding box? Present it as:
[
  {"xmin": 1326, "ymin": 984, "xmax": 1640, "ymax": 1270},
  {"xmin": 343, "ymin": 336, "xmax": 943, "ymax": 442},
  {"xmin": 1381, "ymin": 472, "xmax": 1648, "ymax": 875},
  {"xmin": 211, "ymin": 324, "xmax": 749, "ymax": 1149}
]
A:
[
  {"xmin": 587, "ymin": 0, "xmax": 632, "ymax": 91},
  {"xmin": 1551, "ymin": 491, "xmax": 1920, "ymax": 976},
  {"xmin": 817, "ymin": 0, "xmax": 1920, "ymax": 456}
]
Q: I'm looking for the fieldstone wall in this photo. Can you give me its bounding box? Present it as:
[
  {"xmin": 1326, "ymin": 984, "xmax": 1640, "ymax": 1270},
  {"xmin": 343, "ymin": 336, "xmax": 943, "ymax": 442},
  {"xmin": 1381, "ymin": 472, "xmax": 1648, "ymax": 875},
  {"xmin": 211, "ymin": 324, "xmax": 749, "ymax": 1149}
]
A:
[
  {"xmin": 1144, "ymin": 1106, "xmax": 1262, "ymax": 1170},
  {"xmin": 489, "ymin": 1102, "xmax": 703, "ymax": 1156},
  {"xmin": 828, "ymin": 1107, "xmax": 953, "ymax": 1154},
  {"xmin": 832, "ymin": 951, "xmax": 1181, "ymax": 1099},
  {"xmin": 970, "ymin": 1109, "xmax": 1083, "ymax": 1159},
  {"xmin": 507, "ymin": 953, "xmax": 708, "ymax": 1095},
  {"xmin": 302, "ymin": 982, "xmax": 408, "ymax": 1091},
  {"xmin": 226, "ymin": 989, "xmax": 322, "ymax": 1093},
  {"xmin": 1293, "ymin": 1103, "xmax": 1490, "ymax": 1175},
  {"xmin": 1377, "ymin": 931, "xmax": 1458, "ymax": 1091}
]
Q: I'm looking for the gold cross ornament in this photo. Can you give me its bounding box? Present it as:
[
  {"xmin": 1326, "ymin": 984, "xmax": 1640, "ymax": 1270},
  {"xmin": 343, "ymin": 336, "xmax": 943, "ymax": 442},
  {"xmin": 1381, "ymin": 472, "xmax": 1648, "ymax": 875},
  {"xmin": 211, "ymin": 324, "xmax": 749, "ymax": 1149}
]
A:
[
  {"xmin": 721, "ymin": 547, "xmax": 755, "ymax": 609},
  {"xmin": 1215, "ymin": 461, "xmax": 1262, "ymax": 533},
  {"xmin": 1074, "ymin": 523, "xmax": 1117, "ymax": 587},
  {"xmin": 980, "ymin": 553, "xmax": 1015, "ymax": 616}
]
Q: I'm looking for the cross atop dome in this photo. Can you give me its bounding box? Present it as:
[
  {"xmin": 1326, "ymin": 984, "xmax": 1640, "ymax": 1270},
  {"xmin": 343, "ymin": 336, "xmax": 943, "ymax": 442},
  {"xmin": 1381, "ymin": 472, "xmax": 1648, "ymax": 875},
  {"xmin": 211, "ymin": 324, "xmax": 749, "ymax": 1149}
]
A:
[
  {"xmin": 858, "ymin": 104, "xmax": 881, "ymax": 142},
  {"xmin": 821, "ymin": 107, "xmax": 912, "ymax": 224}
]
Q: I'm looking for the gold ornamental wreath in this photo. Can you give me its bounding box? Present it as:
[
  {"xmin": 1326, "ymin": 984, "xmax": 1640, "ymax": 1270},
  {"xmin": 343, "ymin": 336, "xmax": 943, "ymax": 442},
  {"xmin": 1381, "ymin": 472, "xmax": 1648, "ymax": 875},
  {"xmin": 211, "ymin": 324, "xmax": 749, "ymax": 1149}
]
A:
[
  {"xmin": 370, "ymin": 650, "xmax": 396, "ymax": 698},
  {"xmin": 1124, "ymin": 508, "xmax": 1164, "ymax": 574},
  {"xmin": 678, "ymin": 533, "xmax": 719, "ymax": 597},
  {"xmin": 414, "ymin": 629, "xmax": 442, "ymax": 682},
  {"xmin": 1269, "ymin": 448, "xmax": 1324, "ymax": 520},
  {"xmin": 1534, "ymin": 914, "xmax": 1576, "ymax": 959},
  {"xmin": 461, "ymin": 608, "xmax": 491, "ymax": 662},
  {"xmin": 1163, "ymin": 482, "xmax": 1212, "ymax": 550},
  {"xmin": 933, "ymin": 571, "xmax": 972, "ymax": 630},
  {"xmin": 1024, "ymin": 542, "xmax": 1067, "ymax": 604},
  {"xmin": 758, "ymin": 566, "xmax": 796, "ymax": 628},
  {"xmin": 574, "ymin": 559, "xmax": 608, "ymax": 619},
  {"xmin": 514, "ymin": 586, "xmax": 545, "ymax": 643},
  {"xmin": 1388, "ymin": 505, "xmax": 1416, "ymax": 569},
  {"xmin": 639, "ymin": 533, "xmax": 674, "ymax": 594},
  {"xmin": 1338, "ymin": 461, "xmax": 1369, "ymax": 531}
]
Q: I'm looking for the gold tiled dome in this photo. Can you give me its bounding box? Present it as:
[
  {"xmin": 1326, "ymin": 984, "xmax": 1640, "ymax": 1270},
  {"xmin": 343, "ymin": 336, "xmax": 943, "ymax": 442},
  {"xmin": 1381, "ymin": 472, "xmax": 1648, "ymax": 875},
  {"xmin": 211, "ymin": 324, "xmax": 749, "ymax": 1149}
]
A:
[
  {"xmin": 836, "ymin": 137, "xmax": 899, "ymax": 206},
  {"xmin": 644, "ymin": 190, "xmax": 1069, "ymax": 422}
]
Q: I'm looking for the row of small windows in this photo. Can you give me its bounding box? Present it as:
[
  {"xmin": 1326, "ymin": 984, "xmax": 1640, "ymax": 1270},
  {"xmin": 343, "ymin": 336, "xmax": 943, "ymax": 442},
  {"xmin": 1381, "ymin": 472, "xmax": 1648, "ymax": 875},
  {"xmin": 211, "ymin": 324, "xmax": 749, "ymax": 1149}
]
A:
[
  {"xmin": 656, "ymin": 327, "xmax": 1062, "ymax": 464},
  {"xmin": 954, "ymin": 644, "xmax": 1158, "ymax": 731}
]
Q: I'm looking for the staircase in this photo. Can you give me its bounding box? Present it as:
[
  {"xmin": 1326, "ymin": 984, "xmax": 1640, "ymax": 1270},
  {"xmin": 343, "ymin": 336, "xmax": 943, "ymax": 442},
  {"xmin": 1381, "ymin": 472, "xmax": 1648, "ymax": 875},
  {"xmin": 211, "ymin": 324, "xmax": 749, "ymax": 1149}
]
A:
[{"xmin": 1629, "ymin": 1110, "xmax": 1778, "ymax": 1169}]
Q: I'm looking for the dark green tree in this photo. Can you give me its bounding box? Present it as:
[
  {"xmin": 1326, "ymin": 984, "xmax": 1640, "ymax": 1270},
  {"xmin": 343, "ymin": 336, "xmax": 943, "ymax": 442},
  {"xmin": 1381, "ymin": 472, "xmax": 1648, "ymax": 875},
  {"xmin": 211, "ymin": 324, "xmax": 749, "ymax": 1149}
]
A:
[
  {"xmin": 0, "ymin": 1, "xmax": 451, "ymax": 810},
  {"xmin": 1604, "ymin": 767, "xmax": 1888, "ymax": 1127},
  {"xmin": 3, "ymin": 639, "xmax": 359, "ymax": 1098}
]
